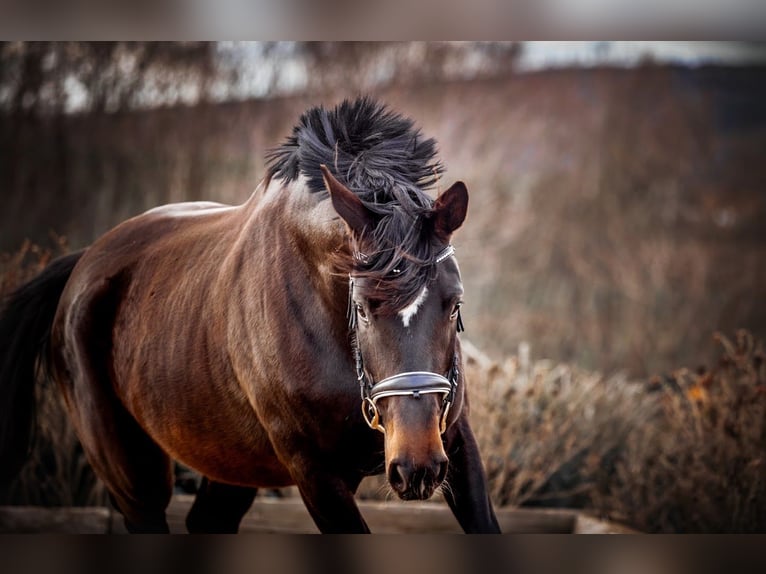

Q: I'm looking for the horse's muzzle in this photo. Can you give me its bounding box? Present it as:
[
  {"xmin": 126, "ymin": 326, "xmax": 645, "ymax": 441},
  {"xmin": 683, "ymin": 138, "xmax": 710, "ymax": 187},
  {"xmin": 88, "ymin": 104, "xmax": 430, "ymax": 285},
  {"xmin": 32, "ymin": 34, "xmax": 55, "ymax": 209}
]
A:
[{"xmin": 387, "ymin": 455, "xmax": 449, "ymax": 500}]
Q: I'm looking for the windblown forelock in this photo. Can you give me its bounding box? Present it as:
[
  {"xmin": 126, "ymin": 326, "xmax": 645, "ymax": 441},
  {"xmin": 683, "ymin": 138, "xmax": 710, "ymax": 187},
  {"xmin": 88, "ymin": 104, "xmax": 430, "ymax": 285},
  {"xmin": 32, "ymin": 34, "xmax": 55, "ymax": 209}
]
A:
[
  {"xmin": 347, "ymin": 206, "xmax": 440, "ymax": 316},
  {"xmin": 265, "ymin": 97, "xmax": 447, "ymax": 314},
  {"xmin": 265, "ymin": 97, "xmax": 443, "ymax": 198}
]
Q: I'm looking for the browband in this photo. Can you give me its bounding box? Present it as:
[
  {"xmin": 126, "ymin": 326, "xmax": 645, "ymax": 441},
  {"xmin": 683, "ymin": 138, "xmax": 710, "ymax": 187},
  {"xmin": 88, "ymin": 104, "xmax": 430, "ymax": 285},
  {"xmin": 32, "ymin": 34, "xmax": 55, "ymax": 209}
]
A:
[{"xmin": 353, "ymin": 244, "xmax": 455, "ymax": 267}]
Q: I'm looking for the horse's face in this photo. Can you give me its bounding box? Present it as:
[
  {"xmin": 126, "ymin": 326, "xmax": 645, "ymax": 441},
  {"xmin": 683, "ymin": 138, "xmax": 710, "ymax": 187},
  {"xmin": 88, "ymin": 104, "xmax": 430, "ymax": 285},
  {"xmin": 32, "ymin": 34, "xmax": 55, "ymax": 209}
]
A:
[
  {"xmin": 352, "ymin": 258, "xmax": 463, "ymax": 499},
  {"xmin": 321, "ymin": 165, "xmax": 468, "ymax": 501}
]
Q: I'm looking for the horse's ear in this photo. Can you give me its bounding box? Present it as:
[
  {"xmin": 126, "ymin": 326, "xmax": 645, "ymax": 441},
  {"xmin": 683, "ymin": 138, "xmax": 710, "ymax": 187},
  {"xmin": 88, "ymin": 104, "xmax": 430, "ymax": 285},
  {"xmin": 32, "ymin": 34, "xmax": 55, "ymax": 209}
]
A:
[
  {"xmin": 431, "ymin": 181, "xmax": 468, "ymax": 242},
  {"xmin": 321, "ymin": 164, "xmax": 377, "ymax": 237}
]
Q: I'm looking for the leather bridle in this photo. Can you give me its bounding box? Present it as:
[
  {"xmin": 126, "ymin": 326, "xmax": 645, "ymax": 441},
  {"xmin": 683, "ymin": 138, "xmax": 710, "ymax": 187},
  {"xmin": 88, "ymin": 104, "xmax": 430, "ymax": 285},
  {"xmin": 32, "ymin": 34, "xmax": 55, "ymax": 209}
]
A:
[{"xmin": 348, "ymin": 245, "xmax": 464, "ymax": 434}]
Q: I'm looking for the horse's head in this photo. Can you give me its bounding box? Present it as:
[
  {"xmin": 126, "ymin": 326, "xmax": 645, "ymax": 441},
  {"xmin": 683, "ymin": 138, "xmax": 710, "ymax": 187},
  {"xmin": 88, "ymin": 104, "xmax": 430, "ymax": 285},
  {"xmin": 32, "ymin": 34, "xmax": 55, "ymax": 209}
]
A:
[{"xmin": 321, "ymin": 165, "xmax": 468, "ymax": 501}]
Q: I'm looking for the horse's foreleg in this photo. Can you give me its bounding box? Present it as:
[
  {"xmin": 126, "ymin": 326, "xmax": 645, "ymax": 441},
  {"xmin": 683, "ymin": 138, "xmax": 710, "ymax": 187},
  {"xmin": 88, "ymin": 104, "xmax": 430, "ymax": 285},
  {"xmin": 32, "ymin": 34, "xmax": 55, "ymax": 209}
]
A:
[
  {"xmin": 443, "ymin": 416, "xmax": 501, "ymax": 533},
  {"xmin": 186, "ymin": 477, "xmax": 258, "ymax": 533},
  {"xmin": 290, "ymin": 462, "xmax": 369, "ymax": 533}
]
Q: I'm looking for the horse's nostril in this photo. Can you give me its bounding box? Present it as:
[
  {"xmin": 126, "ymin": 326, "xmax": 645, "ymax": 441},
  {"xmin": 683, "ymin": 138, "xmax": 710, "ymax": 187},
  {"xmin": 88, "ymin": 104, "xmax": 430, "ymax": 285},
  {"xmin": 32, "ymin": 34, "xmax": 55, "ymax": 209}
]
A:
[
  {"xmin": 388, "ymin": 461, "xmax": 408, "ymax": 492},
  {"xmin": 388, "ymin": 457, "xmax": 447, "ymax": 499}
]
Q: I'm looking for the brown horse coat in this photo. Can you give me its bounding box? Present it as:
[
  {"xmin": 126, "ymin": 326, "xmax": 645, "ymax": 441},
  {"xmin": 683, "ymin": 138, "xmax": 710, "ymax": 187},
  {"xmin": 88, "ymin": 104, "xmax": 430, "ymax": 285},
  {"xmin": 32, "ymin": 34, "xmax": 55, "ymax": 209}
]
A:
[{"xmin": 1, "ymin": 98, "xmax": 500, "ymax": 533}]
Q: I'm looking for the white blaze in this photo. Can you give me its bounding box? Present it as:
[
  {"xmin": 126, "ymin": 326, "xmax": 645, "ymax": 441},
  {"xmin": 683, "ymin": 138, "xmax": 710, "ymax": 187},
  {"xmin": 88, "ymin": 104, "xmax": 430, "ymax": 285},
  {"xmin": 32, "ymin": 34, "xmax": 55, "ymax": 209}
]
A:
[{"xmin": 398, "ymin": 287, "xmax": 429, "ymax": 328}]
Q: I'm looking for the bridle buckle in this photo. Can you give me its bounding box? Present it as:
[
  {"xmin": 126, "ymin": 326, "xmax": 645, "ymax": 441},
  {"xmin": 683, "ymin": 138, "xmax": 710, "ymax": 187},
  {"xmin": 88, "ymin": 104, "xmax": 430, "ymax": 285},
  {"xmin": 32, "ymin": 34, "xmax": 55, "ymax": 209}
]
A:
[{"xmin": 362, "ymin": 397, "xmax": 384, "ymax": 433}]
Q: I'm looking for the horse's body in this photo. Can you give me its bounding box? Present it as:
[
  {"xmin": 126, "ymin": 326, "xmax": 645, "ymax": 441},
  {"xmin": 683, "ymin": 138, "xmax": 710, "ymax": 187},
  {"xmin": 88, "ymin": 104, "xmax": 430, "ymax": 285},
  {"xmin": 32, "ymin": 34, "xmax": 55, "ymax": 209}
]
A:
[{"xmin": 0, "ymin": 98, "xmax": 500, "ymax": 533}]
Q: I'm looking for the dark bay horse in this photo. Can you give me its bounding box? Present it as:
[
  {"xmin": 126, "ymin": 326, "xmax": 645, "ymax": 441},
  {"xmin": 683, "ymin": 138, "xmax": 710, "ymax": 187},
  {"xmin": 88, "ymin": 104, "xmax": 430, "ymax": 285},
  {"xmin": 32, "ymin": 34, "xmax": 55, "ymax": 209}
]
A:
[{"xmin": 0, "ymin": 98, "xmax": 500, "ymax": 533}]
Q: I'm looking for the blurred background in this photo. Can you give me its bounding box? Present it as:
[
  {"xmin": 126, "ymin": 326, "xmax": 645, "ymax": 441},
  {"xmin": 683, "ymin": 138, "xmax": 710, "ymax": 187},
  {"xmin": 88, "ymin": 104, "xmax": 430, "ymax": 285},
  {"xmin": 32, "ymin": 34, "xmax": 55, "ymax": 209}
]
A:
[
  {"xmin": 1, "ymin": 41, "xmax": 766, "ymax": 532},
  {"xmin": 2, "ymin": 41, "xmax": 765, "ymax": 375}
]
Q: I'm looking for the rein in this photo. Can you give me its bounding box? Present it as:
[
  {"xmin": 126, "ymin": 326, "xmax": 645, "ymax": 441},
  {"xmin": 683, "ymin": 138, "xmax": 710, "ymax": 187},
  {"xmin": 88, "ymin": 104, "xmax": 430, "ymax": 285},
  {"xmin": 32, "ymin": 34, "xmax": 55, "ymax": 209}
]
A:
[{"xmin": 348, "ymin": 245, "xmax": 464, "ymax": 434}]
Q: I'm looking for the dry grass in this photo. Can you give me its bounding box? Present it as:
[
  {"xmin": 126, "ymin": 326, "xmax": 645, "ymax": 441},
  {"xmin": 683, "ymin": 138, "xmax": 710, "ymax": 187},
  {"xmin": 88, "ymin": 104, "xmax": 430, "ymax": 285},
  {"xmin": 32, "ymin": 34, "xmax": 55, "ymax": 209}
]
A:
[
  {"xmin": 464, "ymin": 339, "xmax": 650, "ymax": 509},
  {"xmin": 592, "ymin": 330, "xmax": 766, "ymax": 532},
  {"xmin": 464, "ymin": 330, "xmax": 766, "ymax": 532},
  {"xmin": 0, "ymin": 237, "xmax": 64, "ymax": 295},
  {"xmin": 0, "ymin": 240, "xmax": 108, "ymax": 506},
  {"xmin": 0, "ymin": 375, "xmax": 107, "ymax": 507}
]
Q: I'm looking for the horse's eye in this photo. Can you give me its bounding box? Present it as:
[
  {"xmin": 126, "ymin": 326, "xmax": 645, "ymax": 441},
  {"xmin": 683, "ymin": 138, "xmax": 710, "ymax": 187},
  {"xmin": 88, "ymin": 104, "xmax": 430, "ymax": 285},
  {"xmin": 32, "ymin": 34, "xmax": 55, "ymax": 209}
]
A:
[
  {"xmin": 450, "ymin": 301, "xmax": 463, "ymax": 320},
  {"xmin": 356, "ymin": 303, "xmax": 368, "ymax": 322}
]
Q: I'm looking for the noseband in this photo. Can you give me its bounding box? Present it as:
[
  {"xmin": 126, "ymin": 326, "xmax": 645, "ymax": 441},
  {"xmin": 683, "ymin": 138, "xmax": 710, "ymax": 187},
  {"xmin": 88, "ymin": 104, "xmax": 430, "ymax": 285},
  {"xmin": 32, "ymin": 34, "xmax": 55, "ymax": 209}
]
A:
[{"xmin": 348, "ymin": 245, "xmax": 464, "ymax": 434}]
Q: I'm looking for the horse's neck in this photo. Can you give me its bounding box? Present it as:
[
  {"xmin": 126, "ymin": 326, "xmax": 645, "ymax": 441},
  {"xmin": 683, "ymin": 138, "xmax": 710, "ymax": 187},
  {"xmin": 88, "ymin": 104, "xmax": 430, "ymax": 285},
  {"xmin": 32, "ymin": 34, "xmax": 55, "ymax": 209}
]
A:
[{"xmin": 242, "ymin": 175, "xmax": 349, "ymax": 314}]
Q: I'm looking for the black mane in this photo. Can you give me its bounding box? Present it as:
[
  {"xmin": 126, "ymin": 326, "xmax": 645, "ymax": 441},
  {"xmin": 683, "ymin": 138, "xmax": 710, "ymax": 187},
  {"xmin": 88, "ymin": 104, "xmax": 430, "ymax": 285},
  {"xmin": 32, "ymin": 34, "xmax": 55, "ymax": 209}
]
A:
[
  {"xmin": 266, "ymin": 97, "xmax": 442, "ymax": 201},
  {"xmin": 266, "ymin": 98, "xmax": 448, "ymax": 314}
]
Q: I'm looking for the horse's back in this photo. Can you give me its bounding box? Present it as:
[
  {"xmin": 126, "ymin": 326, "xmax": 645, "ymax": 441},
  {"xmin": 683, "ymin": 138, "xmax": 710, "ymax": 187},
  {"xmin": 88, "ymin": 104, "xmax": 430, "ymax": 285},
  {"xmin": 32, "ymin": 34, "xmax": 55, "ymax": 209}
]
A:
[
  {"xmin": 54, "ymin": 200, "xmax": 245, "ymax": 336},
  {"xmin": 82, "ymin": 200, "xmax": 241, "ymax": 268}
]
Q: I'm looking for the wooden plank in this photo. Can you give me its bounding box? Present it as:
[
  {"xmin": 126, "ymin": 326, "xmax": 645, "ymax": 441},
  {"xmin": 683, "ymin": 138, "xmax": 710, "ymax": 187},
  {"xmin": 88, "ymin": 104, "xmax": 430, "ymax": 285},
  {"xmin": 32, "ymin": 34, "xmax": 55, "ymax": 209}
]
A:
[
  {"xmin": 0, "ymin": 506, "xmax": 111, "ymax": 534},
  {"xmin": 4, "ymin": 497, "xmax": 634, "ymax": 533},
  {"xmin": 574, "ymin": 514, "xmax": 638, "ymax": 534},
  {"xmin": 157, "ymin": 496, "xmax": 576, "ymax": 534}
]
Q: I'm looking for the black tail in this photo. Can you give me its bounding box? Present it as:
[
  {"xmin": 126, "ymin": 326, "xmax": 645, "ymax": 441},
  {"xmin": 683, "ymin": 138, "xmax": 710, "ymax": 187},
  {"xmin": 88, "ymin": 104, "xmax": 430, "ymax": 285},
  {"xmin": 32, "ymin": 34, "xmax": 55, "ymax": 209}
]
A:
[{"xmin": 0, "ymin": 251, "xmax": 84, "ymax": 483}]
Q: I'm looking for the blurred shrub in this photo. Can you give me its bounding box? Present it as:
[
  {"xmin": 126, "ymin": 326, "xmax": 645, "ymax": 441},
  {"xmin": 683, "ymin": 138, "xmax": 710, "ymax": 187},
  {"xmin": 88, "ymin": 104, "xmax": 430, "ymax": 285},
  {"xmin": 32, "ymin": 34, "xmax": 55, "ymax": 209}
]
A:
[
  {"xmin": 0, "ymin": 237, "xmax": 65, "ymax": 295},
  {"xmin": 0, "ymin": 239, "xmax": 107, "ymax": 506},
  {"xmin": 465, "ymin": 330, "xmax": 766, "ymax": 532},
  {"xmin": 464, "ymin": 339, "xmax": 648, "ymax": 509},
  {"xmin": 592, "ymin": 330, "xmax": 766, "ymax": 532}
]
